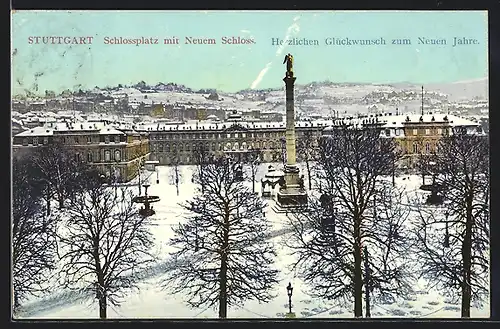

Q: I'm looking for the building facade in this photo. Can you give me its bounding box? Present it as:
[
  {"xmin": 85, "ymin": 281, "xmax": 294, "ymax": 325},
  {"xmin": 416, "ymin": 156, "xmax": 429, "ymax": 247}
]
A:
[
  {"xmin": 12, "ymin": 120, "xmax": 150, "ymax": 182},
  {"xmin": 322, "ymin": 113, "xmax": 484, "ymax": 168},
  {"xmin": 12, "ymin": 112, "xmax": 484, "ymax": 176},
  {"xmin": 136, "ymin": 119, "xmax": 328, "ymax": 165}
]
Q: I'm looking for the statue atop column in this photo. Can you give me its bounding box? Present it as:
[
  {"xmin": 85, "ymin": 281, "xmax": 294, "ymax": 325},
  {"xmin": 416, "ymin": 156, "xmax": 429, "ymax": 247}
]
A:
[{"xmin": 283, "ymin": 53, "xmax": 294, "ymax": 78}]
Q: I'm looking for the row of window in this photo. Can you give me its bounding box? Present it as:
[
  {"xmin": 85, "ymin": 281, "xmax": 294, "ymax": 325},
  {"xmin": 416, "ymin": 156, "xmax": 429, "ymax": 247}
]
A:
[
  {"xmin": 411, "ymin": 128, "xmax": 445, "ymax": 136},
  {"xmin": 149, "ymin": 130, "xmax": 318, "ymax": 141},
  {"xmin": 411, "ymin": 142, "xmax": 434, "ymax": 154},
  {"xmin": 152, "ymin": 140, "xmax": 290, "ymax": 153},
  {"xmin": 21, "ymin": 135, "xmax": 126, "ymax": 146},
  {"xmin": 74, "ymin": 149, "xmax": 123, "ymax": 163},
  {"xmin": 381, "ymin": 128, "xmax": 447, "ymax": 137},
  {"xmin": 23, "ymin": 137, "xmax": 49, "ymax": 146}
]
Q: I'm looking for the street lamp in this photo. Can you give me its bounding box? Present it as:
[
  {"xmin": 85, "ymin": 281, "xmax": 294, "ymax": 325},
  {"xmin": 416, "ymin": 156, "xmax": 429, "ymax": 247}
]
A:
[{"xmin": 286, "ymin": 282, "xmax": 293, "ymax": 314}]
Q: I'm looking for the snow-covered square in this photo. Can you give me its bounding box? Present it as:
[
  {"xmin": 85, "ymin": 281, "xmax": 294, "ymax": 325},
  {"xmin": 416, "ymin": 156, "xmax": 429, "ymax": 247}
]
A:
[{"xmin": 15, "ymin": 164, "xmax": 489, "ymax": 319}]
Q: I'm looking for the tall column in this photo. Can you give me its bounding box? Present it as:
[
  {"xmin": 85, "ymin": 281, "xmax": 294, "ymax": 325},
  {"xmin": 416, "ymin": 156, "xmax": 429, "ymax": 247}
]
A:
[
  {"xmin": 273, "ymin": 53, "xmax": 307, "ymax": 211},
  {"xmin": 284, "ymin": 75, "xmax": 297, "ymax": 167}
]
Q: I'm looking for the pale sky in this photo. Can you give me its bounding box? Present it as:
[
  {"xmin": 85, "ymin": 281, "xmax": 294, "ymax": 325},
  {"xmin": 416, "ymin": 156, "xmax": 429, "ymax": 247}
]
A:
[{"xmin": 11, "ymin": 10, "xmax": 488, "ymax": 95}]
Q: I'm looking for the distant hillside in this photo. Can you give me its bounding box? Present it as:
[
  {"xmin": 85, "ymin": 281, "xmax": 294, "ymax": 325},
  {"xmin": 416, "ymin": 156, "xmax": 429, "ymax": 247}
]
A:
[
  {"xmin": 424, "ymin": 78, "xmax": 488, "ymax": 101},
  {"xmin": 13, "ymin": 78, "xmax": 488, "ymax": 102}
]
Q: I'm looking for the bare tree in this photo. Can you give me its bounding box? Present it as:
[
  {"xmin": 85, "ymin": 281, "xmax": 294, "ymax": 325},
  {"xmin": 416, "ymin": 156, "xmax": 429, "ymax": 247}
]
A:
[
  {"xmin": 163, "ymin": 157, "xmax": 279, "ymax": 318},
  {"xmin": 29, "ymin": 143, "xmax": 88, "ymax": 211},
  {"xmin": 286, "ymin": 127, "xmax": 414, "ymax": 317},
  {"xmin": 192, "ymin": 143, "xmax": 212, "ymax": 193},
  {"xmin": 243, "ymin": 148, "xmax": 262, "ymax": 194},
  {"xmin": 412, "ymin": 127, "xmax": 489, "ymax": 317},
  {"xmin": 56, "ymin": 184, "xmax": 155, "ymax": 319},
  {"xmin": 12, "ymin": 158, "xmax": 57, "ymax": 314},
  {"xmin": 416, "ymin": 152, "xmax": 437, "ymax": 186},
  {"xmin": 296, "ymin": 130, "xmax": 318, "ymax": 190},
  {"xmin": 169, "ymin": 147, "xmax": 183, "ymax": 196}
]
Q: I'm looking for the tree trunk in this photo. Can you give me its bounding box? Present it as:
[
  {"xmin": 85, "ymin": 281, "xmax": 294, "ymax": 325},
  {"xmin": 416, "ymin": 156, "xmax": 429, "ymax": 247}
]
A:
[
  {"xmin": 94, "ymin": 240, "xmax": 107, "ymax": 319},
  {"xmin": 306, "ymin": 160, "xmax": 312, "ymax": 190},
  {"xmin": 200, "ymin": 166, "xmax": 205, "ymax": 194},
  {"xmin": 252, "ymin": 173, "xmax": 256, "ymax": 194},
  {"xmin": 461, "ymin": 193, "xmax": 474, "ymax": 318},
  {"xmin": 95, "ymin": 274, "xmax": 107, "ymax": 319},
  {"xmin": 99, "ymin": 294, "xmax": 107, "ymax": 319},
  {"xmin": 219, "ymin": 213, "xmax": 230, "ymax": 318},
  {"xmin": 353, "ymin": 215, "xmax": 363, "ymax": 317},
  {"xmin": 176, "ymin": 170, "xmax": 180, "ymax": 196},
  {"xmin": 392, "ymin": 158, "xmax": 395, "ymax": 186},
  {"xmin": 46, "ymin": 185, "xmax": 51, "ymax": 216},
  {"xmin": 57, "ymin": 187, "xmax": 65, "ymax": 209},
  {"xmin": 363, "ymin": 247, "xmax": 371, "ymax": 318}
]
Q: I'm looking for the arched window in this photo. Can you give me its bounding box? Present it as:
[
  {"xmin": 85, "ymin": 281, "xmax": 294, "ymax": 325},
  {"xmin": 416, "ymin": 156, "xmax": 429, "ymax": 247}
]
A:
[
  {"xmin": 412, "ymin": 142, "xmax": 418, "ymax": 154},
  {"xmin": 104, "ymin": 150, "xmax": 111, "ymax": 162},
  {"xmin": 87, "ymin": 152, "xmax": 93, "ymax": 162},
  {"xmin": 425, "ymin": 142, "xmax": 430, "ymax": 154},
  {"xmin": 114, "ymin": 150, "xmax": 121, "ymax": 161}
]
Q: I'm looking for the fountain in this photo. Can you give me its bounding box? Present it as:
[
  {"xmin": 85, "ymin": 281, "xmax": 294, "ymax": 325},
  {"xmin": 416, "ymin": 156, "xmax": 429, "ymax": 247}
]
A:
[{"xmin": 132, "ymin": 184, "xmax": 160, "ymax": 217}]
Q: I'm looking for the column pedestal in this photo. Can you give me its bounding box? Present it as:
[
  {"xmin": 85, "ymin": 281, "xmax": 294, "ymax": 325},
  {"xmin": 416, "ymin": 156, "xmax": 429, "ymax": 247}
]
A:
[{"xmin": 274, "ymin": 164, "xmax": 308, "ymax": 213}]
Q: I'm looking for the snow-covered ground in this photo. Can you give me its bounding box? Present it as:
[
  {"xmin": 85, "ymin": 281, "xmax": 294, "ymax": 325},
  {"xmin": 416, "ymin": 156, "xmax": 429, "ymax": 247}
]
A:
[{"xmin": 15, "ymin": 164, "xmax": 490, "ymax": 319}]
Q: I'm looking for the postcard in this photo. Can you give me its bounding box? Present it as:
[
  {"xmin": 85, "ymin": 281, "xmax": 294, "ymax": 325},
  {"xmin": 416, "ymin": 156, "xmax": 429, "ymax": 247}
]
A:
[{"xmin": 11, "ymin": 10, "xmax": 489, "ymax": 320}]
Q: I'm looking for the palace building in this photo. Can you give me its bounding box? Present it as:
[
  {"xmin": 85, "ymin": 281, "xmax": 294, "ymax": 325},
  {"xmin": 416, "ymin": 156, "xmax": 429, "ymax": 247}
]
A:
[
  {"xmin": 11, "ymin": 120, "xmax": 150, "ymax": 182},
  {"xmin": 322, "ymin": 112, "xmax": 484, "ymax": 167},
  {"xmin": 135, "ymin": 118, "xmax": 328, "ymax": 165}
]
